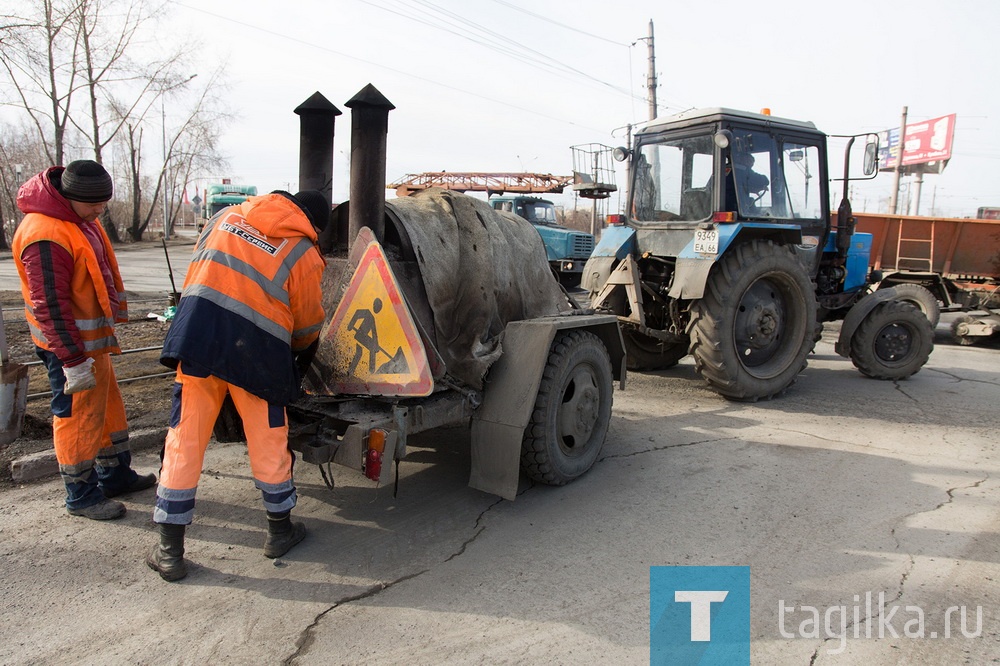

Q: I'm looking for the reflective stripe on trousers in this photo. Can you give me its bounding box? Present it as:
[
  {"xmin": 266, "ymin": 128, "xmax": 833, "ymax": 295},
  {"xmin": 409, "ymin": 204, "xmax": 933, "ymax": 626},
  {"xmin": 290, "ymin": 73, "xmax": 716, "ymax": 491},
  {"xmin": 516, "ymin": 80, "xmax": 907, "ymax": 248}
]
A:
[{"xmin": 154, "ymin": 364, "xmax": 296, "ymax": 525}]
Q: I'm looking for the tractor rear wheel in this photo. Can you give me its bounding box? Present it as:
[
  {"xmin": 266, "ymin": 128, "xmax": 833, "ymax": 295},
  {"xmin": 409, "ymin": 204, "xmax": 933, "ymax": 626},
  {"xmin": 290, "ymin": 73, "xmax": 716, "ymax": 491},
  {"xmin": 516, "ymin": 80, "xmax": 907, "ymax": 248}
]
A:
[
  {"xmin": 687, "ymin": 240, "xmax": 817, "ymax": 401},
  {"xmin": 850, "ymin": 300, "xmax": 933, "ymax": 379},
  {"xmin": 521, "ymin": 330, "xmax": 613, "ymax": 486}
]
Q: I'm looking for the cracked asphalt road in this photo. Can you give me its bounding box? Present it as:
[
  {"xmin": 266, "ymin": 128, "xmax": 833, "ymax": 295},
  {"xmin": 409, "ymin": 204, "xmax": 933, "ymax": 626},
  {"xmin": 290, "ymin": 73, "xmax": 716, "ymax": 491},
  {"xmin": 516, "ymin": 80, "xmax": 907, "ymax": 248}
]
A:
[{"xmin": 1, "ymin": 318, "xmax": 998, "ymax": 664}]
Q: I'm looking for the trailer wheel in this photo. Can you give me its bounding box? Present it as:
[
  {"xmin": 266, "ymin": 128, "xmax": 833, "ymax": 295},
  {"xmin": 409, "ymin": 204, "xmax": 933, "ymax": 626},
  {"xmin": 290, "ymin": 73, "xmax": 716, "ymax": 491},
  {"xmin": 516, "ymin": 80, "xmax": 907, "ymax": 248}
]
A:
[
  {"xmin": 521, "ymin": 330, "xmax": 613, "ymax": 486},
  {"xmin": 850, "ymin": 300, "xmax": 933, "ymax": 379},
  {"xmin": 623, "ymin": 329, "xmax": 689, "ymax": 370},
  {"xmin": 687, "ymin": 240, "xmax": 817, "ymax": 401},
  {"xmin": 885, "ymin": 283, "xmax": 941, "ymax": 328}
]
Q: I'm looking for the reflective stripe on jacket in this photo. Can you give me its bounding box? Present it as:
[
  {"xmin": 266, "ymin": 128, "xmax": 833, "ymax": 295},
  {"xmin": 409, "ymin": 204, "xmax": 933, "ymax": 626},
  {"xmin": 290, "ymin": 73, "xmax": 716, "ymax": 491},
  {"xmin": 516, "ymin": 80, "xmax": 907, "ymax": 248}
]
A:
[
  {"xmin": 13, "ymin": 213, "xmax": 126, "ymax": 358},
  {"xmin": 160, "ymin": 193, "xmax": 325, "ymax": 405}
]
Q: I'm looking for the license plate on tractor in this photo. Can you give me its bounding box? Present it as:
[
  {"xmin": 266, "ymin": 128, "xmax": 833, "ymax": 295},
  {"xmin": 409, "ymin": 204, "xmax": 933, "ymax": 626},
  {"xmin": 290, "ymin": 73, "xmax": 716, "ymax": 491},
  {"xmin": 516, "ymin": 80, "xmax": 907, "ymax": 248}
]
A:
[{"xmin": 694, "ymin": 228, "xmax": 719, "ymax": 254}]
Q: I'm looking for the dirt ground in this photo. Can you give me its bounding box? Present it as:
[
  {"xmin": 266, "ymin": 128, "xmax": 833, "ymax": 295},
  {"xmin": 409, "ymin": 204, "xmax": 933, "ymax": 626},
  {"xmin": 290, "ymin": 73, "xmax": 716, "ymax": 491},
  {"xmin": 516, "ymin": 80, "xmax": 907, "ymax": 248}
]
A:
[{"xmin": 1, "ymin": 289, "xmax": 175, "ymax": 485}]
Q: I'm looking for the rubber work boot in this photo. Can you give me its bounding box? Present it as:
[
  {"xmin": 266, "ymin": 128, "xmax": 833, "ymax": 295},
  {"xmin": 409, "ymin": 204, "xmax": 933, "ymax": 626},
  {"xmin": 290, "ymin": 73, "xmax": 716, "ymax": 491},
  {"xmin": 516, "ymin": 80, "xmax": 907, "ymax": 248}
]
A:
[
  {"xmin": 146, "ymin": 523, "xmax": 188, "ymax": 582},
  {"xmin": 104, "ymin": 472, "xmax": 157, "ymax": 498},
  {"xmin": 263, "ymin": 511, "xmax": 307, "ymax": 559},
  {"xmin": 67, "ymin": 497, "xmax": 126, "ymax": 520}
]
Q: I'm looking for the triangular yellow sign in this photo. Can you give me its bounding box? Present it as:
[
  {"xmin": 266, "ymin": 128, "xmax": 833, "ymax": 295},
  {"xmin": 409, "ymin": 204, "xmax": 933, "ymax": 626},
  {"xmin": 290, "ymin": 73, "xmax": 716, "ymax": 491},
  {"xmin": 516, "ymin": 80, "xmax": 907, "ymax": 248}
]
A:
[{"xmin": 323, "ymin": 240, "xmax": 433, "ymax": 396}]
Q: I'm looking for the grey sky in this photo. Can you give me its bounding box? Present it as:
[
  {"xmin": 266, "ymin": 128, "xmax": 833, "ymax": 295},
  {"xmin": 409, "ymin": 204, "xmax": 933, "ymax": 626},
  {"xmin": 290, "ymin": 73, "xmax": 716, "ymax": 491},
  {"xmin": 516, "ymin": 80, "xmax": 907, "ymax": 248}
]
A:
[{"xmin": 172, "ymin": 0, "xmax": 998, "ymax": 218}]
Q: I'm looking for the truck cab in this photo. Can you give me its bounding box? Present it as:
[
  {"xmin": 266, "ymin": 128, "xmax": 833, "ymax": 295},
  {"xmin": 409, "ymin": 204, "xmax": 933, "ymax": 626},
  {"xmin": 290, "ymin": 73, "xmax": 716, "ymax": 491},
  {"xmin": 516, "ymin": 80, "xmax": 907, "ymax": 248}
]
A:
[
  {"xmin": 490, "ymin": 195, "xmax": 594, "ymax": 286},
  {"xmin": 202, "ymin": 184, "xmax": 258, "ymax": 228}
]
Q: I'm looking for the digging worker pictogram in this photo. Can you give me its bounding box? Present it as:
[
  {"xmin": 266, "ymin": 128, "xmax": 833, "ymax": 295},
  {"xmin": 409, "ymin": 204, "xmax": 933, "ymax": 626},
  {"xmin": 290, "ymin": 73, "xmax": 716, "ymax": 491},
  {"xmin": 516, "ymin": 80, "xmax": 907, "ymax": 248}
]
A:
[{"xmin": 346, "ymin": 297, "xmax": 408, "ymax": 376}]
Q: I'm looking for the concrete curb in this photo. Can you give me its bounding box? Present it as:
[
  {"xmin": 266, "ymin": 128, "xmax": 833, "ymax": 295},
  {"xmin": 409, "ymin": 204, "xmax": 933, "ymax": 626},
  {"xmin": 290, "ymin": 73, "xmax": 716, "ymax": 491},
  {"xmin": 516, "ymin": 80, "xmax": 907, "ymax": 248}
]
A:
[{"xmin": 9, "ymin": 427, "xmax": 167, "ymax": 484}]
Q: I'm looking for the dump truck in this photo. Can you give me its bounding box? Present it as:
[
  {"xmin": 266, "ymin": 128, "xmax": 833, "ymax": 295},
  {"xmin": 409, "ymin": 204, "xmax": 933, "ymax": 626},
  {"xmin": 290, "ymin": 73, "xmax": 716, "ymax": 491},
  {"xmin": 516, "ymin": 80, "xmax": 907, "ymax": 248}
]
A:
[
  {"xmin": 844, "ymin": 211, "xmax": 1000, "ymax": 344},
  {"xmin": 214, "ymin": 88, "xmax": 624, "ymax": 501},
  {"xmin": 581, "ymin": 107, "xmax": 934, "ymax": 401},
  {"xmin": 489, "ymin": 195, "xmax": 595, "ymax": 286}
]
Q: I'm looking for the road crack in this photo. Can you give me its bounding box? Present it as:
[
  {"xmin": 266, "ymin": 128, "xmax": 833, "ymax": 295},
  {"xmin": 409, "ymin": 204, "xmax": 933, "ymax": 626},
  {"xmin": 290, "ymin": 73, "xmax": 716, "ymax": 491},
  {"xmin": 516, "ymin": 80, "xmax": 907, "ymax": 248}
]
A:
[
  {"xmin": 599, "ymin": 436, "xmax": 732, "ymax": 462},
  {"xmin": 926, "ymin": 367, "xmax": 1000, "ymax": 387},
  {"xmin": 282, "ymin": 568, "xmax": 429, "ymax": 665},
  {"xmin": 283, "ymin": 497, "xmax": 505, "ymax": 664}
]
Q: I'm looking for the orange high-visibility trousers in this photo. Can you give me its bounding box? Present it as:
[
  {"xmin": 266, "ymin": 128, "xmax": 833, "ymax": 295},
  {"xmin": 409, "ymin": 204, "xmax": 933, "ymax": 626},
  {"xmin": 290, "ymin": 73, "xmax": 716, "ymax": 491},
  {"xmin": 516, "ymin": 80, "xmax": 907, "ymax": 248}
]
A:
[
  {"xmin": 153, "ymin": 364, "xmax": 296, "ymax": 525},
  {"xmin": 50, "ymin": 353, "xmax": 129, "ymax": 471},
  {"xmin": 40, "ymin": 350, "xmax": 134, "ymax": 509}
]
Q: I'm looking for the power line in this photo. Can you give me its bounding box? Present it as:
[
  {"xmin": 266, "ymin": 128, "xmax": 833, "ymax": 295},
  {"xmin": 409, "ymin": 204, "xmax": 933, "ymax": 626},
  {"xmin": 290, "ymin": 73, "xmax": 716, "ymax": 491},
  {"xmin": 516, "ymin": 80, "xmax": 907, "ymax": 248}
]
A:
[
  {"xmin": 488, "ymin": 0, "xmax": 631, "ymax": 47},
  {"xmin": 360, "ymin": 0, "xmax": 643, "ymax": 103},
  {"xmin": 168, "ymin": 1, "xmax": 610, "ymax": 134}
]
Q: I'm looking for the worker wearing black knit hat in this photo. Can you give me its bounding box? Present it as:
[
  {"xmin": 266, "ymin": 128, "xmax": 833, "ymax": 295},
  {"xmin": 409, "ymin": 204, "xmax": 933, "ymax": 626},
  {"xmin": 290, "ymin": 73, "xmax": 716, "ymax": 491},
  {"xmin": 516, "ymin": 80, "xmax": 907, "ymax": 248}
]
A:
[
  {"xmin": 12, "ymin": 161, "xmax": 156, "ymax": 523},
  {"xmin": 60, "ymin": 160, "xmax": 115, "ymax": 203}
]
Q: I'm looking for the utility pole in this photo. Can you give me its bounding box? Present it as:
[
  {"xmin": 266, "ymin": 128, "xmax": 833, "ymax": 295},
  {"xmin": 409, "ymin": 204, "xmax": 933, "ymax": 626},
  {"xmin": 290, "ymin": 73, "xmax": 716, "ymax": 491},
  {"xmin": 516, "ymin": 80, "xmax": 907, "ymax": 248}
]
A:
[
  {"xmin": 645, "ymin": 20, "xmax": 657, "ymax": 121},
  {"xmin": 888, "ymin": 105, "xmax": 907, "ymax": 215}
]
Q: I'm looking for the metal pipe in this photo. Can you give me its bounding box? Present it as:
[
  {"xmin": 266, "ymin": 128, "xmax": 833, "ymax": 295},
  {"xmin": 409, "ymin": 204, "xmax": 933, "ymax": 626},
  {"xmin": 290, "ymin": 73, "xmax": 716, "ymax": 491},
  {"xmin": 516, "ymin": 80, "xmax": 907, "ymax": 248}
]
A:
[
  {"xmin": 345, "ymin": 84, "xmax": 395, "ymax": 250},
  {"xmin": 294, "ymin": 91, "xmax": 340, "ymax": 205},
  {"xmin": 27, "ymin": 371, "xmax": 174, "ymax": 401},
  {"xmin": 888, "ymin": 106, "xmax": 908, "ymax": 215}
]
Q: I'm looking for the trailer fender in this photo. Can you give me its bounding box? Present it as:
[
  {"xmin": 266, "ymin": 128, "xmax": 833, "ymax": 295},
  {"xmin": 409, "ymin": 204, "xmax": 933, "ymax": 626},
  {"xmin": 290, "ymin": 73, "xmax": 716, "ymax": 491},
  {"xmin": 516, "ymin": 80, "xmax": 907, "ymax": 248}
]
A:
[
  {"xmin": 834, "ymin": 287, "xmax": 903, "ymax": 358},
  {"xmin": 469, "ymin": 314, "xmax": 623, "ymax": 500}
]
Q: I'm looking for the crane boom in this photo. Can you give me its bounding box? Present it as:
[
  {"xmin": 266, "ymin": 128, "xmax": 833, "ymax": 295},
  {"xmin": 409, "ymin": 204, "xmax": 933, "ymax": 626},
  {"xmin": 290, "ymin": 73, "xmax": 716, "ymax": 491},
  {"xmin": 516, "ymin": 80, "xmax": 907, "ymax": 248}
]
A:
[{"xmin": 388, "ymin": 172, "xmax": 573, "ymax": 197}]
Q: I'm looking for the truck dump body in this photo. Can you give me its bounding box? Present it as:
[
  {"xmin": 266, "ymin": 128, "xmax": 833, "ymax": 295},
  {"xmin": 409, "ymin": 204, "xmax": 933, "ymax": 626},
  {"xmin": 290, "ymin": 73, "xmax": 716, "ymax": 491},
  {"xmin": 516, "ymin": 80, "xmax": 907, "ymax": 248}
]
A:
[{"xmin": 845, "ymin": 212, "xmax": 1000, "ymax": 280}]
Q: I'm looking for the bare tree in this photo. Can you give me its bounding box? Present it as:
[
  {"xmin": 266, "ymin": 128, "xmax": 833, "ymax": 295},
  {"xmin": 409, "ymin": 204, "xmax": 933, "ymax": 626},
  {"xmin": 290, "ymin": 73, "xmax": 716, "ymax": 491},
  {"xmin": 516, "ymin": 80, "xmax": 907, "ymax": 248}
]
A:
[
  {"xmin": 0, "ymin": 121, "xmax": 51, "ymax": 249},
  {"xmin": 0, "ymin": 1, "xmax": 80, "ymax": 165},
  {"xmin": 1, "ymin": 0, "xmax": 229, "ymax": 243},
  {"xmin": 112, "ymin": 68, "xmax": 230, "ymax": 242}
]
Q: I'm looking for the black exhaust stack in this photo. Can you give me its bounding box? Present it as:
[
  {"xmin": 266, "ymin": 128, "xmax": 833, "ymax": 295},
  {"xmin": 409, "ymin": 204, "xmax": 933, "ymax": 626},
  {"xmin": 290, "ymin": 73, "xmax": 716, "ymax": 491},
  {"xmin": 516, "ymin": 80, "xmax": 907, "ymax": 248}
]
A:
[
  {"xmin": 345, "ymin": 84, "xmax": 395, "ymax": 250},
  {"xmin": 295, "ymin": 92, "xmax": 340, "ymax": 247},
  {"xmin": 294, "ymin": 92, "xmax": 340, "ymax": 198}
]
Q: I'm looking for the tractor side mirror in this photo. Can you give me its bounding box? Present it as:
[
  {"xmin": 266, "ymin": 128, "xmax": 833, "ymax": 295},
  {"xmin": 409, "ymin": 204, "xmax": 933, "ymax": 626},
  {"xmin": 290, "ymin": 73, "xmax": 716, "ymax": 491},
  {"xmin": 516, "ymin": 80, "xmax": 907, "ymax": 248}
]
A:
[{"xmin": 863, "ymin": 140, "xmax": 878, "ymax": 175}]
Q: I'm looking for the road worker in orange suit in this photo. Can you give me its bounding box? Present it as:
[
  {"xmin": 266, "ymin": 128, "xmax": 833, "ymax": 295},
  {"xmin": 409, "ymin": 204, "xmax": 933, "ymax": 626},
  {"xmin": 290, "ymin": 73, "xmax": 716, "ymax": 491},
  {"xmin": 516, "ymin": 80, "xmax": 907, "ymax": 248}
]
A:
[
  {"xmin": 147, "ymin": 190, "xmax": 328, "ymax": 582},
  {"xmin": 13, "ymin": 160, "xmax": 157, "ymax": 520}
]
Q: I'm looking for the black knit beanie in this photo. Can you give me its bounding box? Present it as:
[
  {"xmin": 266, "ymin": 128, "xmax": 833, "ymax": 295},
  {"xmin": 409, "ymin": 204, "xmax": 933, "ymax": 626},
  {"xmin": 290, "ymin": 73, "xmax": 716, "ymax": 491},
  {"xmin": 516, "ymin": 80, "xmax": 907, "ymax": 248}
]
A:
[
  {"xmin": 60, "ymin": 160, "xmax": 114, "ymax": 203},
  {"xmin": 291, "ymin": 190, "xmax": 331, "ymax": 231}
]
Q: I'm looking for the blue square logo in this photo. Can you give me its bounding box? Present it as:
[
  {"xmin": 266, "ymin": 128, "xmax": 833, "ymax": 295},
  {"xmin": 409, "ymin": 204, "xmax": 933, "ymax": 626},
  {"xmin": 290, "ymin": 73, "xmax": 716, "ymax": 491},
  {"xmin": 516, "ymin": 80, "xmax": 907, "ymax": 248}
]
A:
[{"xmin": 650, "ymin": 566, "xmax": 750, "ymax": 665}]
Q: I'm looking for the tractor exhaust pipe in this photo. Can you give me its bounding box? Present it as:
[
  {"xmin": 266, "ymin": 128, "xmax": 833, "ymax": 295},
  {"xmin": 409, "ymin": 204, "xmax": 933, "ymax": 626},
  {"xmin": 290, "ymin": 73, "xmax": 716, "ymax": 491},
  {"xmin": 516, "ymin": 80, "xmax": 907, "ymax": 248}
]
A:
[{"xmin": 345, "ymin": 84, "xmax": 395, "ymax": 251}]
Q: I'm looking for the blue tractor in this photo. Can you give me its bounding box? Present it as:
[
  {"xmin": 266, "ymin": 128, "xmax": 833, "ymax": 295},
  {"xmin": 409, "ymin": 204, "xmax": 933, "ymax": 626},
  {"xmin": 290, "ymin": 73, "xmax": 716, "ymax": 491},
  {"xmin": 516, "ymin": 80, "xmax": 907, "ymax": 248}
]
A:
[{"xmin": 583, "ymin": 107, "xmax": 933, "ymax": 401}]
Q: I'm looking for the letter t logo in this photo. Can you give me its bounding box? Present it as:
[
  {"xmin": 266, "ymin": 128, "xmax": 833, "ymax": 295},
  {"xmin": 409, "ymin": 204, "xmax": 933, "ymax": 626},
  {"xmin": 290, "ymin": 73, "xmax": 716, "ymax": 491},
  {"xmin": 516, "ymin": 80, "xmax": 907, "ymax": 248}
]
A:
[{"xmin": 675, "ymin": 590, "xmax": 730, "ymax": 641}]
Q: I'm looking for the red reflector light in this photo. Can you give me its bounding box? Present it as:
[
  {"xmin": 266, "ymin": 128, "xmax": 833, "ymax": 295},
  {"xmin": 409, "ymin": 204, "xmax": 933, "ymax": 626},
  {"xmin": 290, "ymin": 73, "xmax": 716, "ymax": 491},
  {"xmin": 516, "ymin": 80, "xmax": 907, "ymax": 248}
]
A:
[
  {"xmin": 365, "ymin": 428, "xmax": 387, "ymax": 481},
  {"xmin": 713, "ymin": 211, "xmax": 735, "ymax": 223},
  {"xmin": 606, "ymin": 214, "xmax": 625, "ymax": 226}
]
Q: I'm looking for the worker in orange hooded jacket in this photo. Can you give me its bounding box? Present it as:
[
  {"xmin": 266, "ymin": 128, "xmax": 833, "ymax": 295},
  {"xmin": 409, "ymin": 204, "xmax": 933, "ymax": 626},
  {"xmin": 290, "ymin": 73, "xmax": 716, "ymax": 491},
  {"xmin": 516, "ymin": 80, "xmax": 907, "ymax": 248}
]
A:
[
  {"xmin": 147, "ymin": 190, "xmax": 328, "ymax": 582},
  {"xmin": 13, "ymin": 160, "xmax": 157, "ymax": 521}
]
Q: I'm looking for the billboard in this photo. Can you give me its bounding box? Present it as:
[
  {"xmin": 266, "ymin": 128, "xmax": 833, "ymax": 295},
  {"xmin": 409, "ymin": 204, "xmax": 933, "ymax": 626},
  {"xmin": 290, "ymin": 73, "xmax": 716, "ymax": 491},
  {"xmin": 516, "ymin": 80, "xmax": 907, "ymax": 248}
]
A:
[{"xmin": 878, "ymin": 113, "xmax": 956, "ymax": 171}]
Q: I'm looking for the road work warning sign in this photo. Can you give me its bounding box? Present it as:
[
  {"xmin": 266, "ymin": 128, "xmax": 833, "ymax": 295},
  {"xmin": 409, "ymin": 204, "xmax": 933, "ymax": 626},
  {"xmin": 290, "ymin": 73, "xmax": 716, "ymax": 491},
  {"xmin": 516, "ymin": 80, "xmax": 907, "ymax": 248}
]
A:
[{"xmin": 324, "ymin": 240, "xmax": 433, "ymax": 396}]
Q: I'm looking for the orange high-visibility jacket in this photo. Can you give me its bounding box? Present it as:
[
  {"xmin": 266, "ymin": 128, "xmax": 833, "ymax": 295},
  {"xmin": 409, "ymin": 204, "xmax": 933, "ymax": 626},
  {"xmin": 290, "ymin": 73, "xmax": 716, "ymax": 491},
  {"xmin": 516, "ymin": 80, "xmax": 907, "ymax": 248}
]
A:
[
  {"xmin": 160, "ymin": 193, "xmax": 326, "ymax": 405},
  {"xmin": 13, "ymin": 213, "xmax": 127, "ymax": 359}
]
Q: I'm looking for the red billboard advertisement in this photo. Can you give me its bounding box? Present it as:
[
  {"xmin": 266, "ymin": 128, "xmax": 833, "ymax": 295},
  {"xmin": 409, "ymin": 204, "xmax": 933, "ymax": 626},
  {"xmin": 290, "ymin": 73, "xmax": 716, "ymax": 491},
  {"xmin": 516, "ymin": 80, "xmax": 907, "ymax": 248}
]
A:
[{"xmin": 877, "ymin": 113, "xmax": 956, "ymax": 170}]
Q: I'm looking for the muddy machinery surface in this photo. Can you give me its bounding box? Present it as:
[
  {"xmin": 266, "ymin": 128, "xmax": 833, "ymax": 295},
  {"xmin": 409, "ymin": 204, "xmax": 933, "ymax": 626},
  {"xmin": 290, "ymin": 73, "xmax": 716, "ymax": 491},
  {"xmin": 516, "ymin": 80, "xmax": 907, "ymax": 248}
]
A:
[{"xmin": 216, "ymin": 88, "xmax": 625, "ymax": 501}]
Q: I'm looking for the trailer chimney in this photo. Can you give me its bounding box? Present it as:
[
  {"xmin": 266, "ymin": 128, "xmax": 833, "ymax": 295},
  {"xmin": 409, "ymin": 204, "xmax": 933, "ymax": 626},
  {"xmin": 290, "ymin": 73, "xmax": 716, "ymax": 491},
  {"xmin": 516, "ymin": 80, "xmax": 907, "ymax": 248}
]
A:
[
  {"xmin": 294, "ymin": 91, "xmax": 340, "ymax": 197},
  {"xmin": 345, "ymin": 84, "xmax": 394, "ymax": 250}
]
